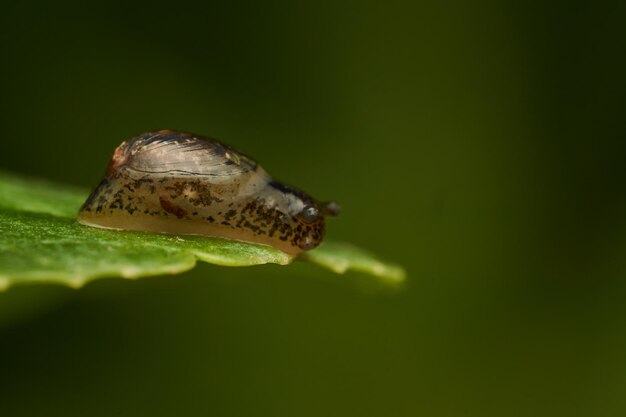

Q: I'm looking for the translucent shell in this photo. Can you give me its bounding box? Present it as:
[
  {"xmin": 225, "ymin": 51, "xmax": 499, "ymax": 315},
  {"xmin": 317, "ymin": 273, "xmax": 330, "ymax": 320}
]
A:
[
  {"xmin": 107, "ymin": 130, "xmax": 258, "ymax": 178},
  {"xmin": 78, "ymin": 130, "xmax": 339, "ymax": 255}
]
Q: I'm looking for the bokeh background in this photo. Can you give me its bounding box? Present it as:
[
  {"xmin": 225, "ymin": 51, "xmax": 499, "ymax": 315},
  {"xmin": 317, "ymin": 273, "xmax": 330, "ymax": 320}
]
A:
[{"xmin": 1, "ymin": 1, "xmax": 625, "ymax": 416}]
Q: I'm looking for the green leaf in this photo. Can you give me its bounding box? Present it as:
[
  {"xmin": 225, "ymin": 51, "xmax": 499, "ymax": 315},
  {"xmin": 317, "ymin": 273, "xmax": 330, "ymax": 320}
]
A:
[
  {"xmin": 0, "ymin": 172, "xmax": 406, "ymax": 290},
  {"xmin": 302, "ymin": 241, "xmax": 406, "ymax": 285}
]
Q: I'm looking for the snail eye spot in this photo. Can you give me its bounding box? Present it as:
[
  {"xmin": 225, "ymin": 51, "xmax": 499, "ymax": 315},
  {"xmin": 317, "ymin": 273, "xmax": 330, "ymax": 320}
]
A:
[{"xmin": 298, "ymin": 205, "xmax": 320, "ymax": 223}]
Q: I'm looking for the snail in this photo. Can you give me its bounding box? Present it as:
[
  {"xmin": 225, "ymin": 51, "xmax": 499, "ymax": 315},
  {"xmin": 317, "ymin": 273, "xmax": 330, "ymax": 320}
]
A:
[{"xmin": 77, "ymin": 130, "xmax": 340, "ymax": 255}]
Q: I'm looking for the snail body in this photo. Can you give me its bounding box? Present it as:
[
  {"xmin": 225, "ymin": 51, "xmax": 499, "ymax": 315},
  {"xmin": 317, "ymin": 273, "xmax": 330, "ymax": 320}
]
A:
[{"xmin": 78, "ymin": 130, "xmax": 339, "ymax": 255}]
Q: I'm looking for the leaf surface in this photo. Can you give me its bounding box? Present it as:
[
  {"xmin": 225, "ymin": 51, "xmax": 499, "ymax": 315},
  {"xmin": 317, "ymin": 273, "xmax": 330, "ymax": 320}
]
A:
[{"xmin": 0, "ymin": 172, "xmax": 405, "ymax": 290}]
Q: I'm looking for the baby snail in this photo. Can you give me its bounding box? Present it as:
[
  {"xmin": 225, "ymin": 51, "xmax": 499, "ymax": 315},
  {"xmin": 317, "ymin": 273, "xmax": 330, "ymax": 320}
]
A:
[{"xmin": 78, "ymin": 130, "xmax": 340, "ymax": 256}]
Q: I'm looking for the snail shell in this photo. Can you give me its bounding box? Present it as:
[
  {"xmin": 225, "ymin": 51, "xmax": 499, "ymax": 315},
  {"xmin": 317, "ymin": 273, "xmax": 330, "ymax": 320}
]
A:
[{"xmin": 78, "ymin": 130, "xmax": 339, "ymax": 255}]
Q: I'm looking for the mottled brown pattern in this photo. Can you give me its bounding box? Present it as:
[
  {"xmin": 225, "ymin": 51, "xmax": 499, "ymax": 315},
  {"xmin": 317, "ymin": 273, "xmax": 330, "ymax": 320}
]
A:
[
  {"xmin": 159, "ymin": 197, "xmax": 188, "ymax": 218},
  {"xmin": 78, "ymin": 130, "xmax": 338, "ymax": 255}
]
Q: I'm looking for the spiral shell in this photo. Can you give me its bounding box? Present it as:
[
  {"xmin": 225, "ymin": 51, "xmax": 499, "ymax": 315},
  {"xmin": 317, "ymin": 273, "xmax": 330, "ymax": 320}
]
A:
[{"xmin": 77, "ymin": 130, "xmax": 339, "ymax": 255}]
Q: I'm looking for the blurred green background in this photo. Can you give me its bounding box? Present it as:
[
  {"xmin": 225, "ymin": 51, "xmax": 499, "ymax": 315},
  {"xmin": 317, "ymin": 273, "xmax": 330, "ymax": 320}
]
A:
[{"xmin": 1, "ymin": 1, "xmax": 625, "ymax": 416}]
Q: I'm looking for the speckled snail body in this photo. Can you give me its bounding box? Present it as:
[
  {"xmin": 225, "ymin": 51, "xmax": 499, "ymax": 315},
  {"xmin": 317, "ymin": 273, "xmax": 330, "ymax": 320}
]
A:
[{"xmin": 78, "ymin": 130, "xmax": 339, "ymax": 255}]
